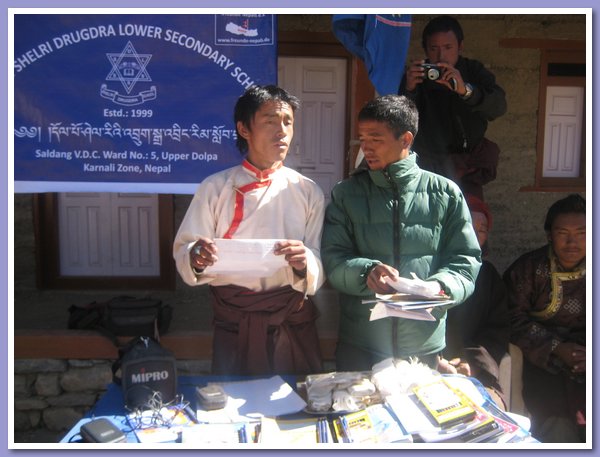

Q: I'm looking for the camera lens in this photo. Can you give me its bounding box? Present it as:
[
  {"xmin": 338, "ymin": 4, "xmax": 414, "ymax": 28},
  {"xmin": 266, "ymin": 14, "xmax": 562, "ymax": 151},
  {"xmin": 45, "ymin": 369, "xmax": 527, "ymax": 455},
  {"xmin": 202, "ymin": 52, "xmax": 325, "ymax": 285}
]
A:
[{"xmin": 426, "ymin": 68, "xmax": 440, "ymax": 80}]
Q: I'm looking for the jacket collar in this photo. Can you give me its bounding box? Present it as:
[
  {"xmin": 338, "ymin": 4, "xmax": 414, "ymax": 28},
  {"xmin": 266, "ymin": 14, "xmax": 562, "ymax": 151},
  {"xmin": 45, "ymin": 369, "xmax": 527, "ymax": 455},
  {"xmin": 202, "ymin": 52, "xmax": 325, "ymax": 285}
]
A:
[{"xmin": 367, "ymin": 152, "xmax": 418, "ymax": 187}]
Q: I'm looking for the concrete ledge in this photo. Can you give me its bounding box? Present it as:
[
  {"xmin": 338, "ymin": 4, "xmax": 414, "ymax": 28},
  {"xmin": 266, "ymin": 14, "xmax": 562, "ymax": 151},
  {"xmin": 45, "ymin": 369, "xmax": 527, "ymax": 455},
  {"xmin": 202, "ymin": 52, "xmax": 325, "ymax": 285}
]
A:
[{"xmin": 14, "ymin": 329, "xmax": 337, "ymax": 361}]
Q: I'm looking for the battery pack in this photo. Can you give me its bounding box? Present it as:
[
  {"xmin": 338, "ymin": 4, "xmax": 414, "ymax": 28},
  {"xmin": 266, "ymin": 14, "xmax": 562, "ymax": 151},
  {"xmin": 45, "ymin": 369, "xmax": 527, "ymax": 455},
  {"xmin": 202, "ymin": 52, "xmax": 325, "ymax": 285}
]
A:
[
  {"xmin": 80, "ymin": 418, "xmax": 127, "ymax": 443},
  {"xmin": 196, "ymin": 385, "xmax": 228, "ymax": 410}
]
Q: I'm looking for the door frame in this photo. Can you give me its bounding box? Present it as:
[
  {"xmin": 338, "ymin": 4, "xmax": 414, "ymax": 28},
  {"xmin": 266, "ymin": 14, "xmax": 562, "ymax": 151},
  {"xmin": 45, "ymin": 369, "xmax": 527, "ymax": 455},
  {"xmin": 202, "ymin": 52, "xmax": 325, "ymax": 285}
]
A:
[{"xmin": 33, "ymin": 193, "xmax": 176, "ymax": 290}]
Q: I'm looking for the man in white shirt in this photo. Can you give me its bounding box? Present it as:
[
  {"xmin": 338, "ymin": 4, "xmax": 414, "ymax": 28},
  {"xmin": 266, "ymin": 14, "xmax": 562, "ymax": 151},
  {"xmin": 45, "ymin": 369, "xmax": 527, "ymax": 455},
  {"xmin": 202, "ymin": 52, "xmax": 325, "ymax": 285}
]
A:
[{"xmin": 173, "ymin": 85, "xmax": 325, "ymax": 375}]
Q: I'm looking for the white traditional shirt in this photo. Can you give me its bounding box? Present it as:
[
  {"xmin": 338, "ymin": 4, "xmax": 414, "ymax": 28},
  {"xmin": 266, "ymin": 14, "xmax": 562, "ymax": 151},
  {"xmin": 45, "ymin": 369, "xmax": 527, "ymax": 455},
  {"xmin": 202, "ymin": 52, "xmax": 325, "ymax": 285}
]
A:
[{"xmin": 173, "ymin": 160, "xmax": 325, "ymax": 295}]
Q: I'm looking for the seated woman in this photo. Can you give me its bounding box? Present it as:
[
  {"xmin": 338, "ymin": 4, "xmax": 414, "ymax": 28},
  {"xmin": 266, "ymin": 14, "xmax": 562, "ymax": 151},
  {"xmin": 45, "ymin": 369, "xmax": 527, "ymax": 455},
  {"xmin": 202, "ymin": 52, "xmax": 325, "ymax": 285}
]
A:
[
  {"xmin": 503, "ymin": 194, "xmax": 585, "ymax": 443},
  {"xmin": 440, "ymin": 195, "xmax": 510, "ymax": 410}
]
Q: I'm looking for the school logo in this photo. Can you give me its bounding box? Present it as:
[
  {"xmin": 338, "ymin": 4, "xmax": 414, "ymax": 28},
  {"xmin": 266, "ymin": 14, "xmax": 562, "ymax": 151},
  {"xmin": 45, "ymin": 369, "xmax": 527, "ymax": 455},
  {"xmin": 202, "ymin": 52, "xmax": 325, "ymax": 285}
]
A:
[{"xmin": 100, "ymin": 41, "xmax": 157, "ymax": 106}]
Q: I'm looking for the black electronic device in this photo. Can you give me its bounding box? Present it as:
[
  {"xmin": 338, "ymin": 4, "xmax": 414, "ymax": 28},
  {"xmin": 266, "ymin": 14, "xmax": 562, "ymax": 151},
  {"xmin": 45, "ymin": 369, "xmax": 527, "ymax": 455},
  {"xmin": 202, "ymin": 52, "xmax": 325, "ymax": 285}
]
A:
[
  {"xmin": 112, "ymin": 336, "xmax": 178, "ymax": 410},
  {"xmin": 421, "ymin": 63, "xmax": 457, "ymax": 90},
  {"xmin": 196, "ymin": 384, "xmax": 228, "ymax": 410},
  {"xmin": 421, "ymin": 63, "xmax": 442, "ymax": 81},
  {"xmin": 80, "ymin": 418, "xmax": 127, "ymax": 443}
]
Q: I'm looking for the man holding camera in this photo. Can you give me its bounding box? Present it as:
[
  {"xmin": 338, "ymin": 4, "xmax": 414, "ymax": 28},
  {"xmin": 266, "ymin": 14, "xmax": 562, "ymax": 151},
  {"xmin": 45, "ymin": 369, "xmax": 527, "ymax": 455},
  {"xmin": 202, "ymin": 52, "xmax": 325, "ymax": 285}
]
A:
[{"xmin": 399, "ymin": 15, "xmax": 506, "ymax": 198}]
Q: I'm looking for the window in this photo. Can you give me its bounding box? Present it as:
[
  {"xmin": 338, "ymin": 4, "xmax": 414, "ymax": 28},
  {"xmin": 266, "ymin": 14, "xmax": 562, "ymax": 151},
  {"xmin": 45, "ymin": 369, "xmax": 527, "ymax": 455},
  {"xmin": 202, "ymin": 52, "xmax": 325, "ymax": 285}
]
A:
[
  {"xmin": 535, "ymin": 47, "xmax": 586, "ymax": 190},
  {"xmin": 34, "ymin": 193, "xmax": 175, "ymax": 289}
]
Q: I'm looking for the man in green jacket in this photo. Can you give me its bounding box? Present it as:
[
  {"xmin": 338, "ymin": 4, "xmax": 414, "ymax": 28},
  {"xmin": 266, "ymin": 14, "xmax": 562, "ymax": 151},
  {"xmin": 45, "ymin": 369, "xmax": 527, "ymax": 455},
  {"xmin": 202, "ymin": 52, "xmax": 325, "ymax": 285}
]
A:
[{"xmin": 321, "ymin": 94, "xmax": 481, "ymax": 371}]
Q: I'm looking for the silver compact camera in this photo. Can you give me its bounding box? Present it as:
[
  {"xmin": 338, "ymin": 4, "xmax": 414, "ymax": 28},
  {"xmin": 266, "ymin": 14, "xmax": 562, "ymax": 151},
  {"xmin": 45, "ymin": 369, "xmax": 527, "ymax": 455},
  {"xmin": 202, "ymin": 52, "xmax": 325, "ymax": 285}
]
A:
[{"xmin": 421, "ymin": 63, "xmax": 443, "ymax": 81}]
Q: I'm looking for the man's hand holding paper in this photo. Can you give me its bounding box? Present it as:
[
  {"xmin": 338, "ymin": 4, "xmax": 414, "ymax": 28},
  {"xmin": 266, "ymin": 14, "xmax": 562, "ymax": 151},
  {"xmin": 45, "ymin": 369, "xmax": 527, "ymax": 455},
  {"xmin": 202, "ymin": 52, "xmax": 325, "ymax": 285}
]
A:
[
  {"xmin": 273, "ymin": 240, "xmax": 308, "ymax": 277},
  {"xmin": 384, "ymin": 272, "xmax": 444, "ymax": 299},
  {"xmin": 190, "ymin": 236, "xmax": 218, "ymax": 272},
  {"xmin": 366, "ymin": 264, "xmax": 400, "ymax": 295},
  {"xmin": 196, "ymin": 238, "xmax": 290, "ymax": 276}
]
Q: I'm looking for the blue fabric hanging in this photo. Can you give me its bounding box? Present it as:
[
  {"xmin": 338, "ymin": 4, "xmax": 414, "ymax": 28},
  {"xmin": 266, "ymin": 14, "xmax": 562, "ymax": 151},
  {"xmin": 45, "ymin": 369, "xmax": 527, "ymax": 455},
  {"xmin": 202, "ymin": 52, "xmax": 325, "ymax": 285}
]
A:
[{"xmin": 332, "ymin": 14, "xmax": 412, "ymax": 95}]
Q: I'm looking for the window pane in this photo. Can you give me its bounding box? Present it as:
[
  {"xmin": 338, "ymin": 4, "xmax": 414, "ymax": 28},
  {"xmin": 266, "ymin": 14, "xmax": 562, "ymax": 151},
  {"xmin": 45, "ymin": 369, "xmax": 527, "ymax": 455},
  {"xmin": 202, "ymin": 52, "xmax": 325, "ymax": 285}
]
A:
[{"xmin": 547, "ymin": 63, "xmax": 585, "ymax": 77}]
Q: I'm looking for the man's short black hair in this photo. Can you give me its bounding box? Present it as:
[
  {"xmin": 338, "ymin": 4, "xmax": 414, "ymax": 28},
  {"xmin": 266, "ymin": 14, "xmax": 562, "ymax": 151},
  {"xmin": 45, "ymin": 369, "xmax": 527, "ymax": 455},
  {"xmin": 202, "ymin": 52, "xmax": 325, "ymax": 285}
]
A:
[
  {"xmin": 421, "ymin": 15, "xmax": 464, "ymax": 50},
  {"xmin": 233, "ymin": 85, "xmax": 300, "ymax": 154},
  {"xmin": 358, "ymin": 95, "xmax": 419, "ymax": 140},
  {"xmin": 544, "ymin": 193, "xmax": 586, "ymax": 232}
]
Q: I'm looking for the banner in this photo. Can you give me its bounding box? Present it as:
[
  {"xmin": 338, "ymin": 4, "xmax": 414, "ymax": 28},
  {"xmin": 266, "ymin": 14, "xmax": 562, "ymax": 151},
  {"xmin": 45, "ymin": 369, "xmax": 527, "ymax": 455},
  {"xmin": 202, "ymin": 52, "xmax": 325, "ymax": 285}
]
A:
[{"xmin": 13, "ymin": 14, "xmax": 277, "ymax": 194}]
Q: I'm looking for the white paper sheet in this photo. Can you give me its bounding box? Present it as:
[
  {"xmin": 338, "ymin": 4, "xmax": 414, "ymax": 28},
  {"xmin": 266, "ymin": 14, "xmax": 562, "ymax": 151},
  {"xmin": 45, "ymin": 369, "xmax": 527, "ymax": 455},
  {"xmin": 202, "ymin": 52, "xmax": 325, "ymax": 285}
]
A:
[
  {"xmin": 203, "ymin": 238, "xmax": 288, "ymax": 276},
  {"xmin": 204, "ymin": 375, "xmax": 307, "ymax": 421},
  {"xmin": 385, "ymin": 394, "xmax": 440, "ymax": 435},
  {"xmin": 384, "ymin": 273, "xmax": 449, "ymax": 299},
  {"xmin": 365, "ymin": 294, "xmax": 454, "ymax": 309}
]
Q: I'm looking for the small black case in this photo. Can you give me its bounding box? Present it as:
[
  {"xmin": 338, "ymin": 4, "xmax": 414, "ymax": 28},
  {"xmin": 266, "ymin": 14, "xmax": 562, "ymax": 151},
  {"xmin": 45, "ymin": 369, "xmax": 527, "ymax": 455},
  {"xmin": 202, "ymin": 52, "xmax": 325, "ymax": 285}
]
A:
[
  {"xmin": 196, "ymin": 385, "xmax": 228, "ymax": 410},
  {"xmin": 80, "ymin": 418, "xmax": 127, "ymax": 443}
]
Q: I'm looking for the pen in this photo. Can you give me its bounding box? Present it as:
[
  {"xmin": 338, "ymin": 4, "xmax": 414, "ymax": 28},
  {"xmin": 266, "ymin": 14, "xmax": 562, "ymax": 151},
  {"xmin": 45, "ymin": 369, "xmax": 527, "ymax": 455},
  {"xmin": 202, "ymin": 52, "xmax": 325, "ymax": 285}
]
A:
[
  {"xmin": 317, "ymin": 417, "xmax": 327, "ymax": 443},
  {"xmin": 339, "ymin": 416, "xmax": 351, "ymax": 443},
  {"xmin": 183, "ymin": 405, "xmax": 199, "ymax": 424},
  {"xmin": 239, "ymin": 424, "xmax": 248, "ymax": 443},
  {"xmin": 316, "ymin": 418, "xmax": 322, "ymax": 443}
]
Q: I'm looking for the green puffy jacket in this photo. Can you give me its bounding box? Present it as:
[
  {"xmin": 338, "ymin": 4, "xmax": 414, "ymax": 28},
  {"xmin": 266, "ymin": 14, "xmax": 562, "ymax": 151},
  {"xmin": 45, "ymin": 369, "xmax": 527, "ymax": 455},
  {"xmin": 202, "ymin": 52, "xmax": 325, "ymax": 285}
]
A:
[{"xmin": 321, "ymin": 153, "xmax": 481, "ymax": 360}]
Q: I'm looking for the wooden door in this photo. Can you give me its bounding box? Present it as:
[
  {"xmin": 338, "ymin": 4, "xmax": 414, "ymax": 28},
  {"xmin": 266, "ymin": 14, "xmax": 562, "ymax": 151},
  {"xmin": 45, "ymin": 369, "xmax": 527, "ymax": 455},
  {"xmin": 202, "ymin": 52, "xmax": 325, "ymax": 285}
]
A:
[{"xmin": 278, "ymin": 56, "xmax": 347, "ymax": 202}]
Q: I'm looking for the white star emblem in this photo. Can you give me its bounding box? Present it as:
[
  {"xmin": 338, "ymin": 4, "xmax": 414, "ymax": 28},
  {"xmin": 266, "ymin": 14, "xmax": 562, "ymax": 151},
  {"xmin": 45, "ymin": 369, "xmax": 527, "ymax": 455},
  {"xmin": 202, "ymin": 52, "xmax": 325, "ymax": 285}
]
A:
[{"xmin": 106, "ymin": 41, "xmax": 152, "ymax": 94}]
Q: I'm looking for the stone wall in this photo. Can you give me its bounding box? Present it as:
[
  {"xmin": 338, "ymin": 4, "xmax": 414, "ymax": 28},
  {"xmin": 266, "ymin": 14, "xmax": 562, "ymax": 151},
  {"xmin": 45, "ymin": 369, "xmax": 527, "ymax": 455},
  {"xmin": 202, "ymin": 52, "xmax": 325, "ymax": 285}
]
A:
[
  {"xmin": 14, "ymin": 359, "xmax": 112, "ymax": 440},
  {"xmin": 13, "ymin": 358, "xmax": 211, "ymax": 442}
]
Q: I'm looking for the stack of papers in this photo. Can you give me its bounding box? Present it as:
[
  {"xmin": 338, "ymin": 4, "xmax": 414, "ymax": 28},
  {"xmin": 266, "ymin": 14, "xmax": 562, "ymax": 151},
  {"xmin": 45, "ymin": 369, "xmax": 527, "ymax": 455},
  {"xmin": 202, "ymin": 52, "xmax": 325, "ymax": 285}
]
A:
[
  {"xmin": 385, "ymin": 378, "xmax": 519, "ymax": 443},
  {"xmin": 364, "ymin": 273, "xmax": 453, "ymax": 321},
  {"xmin": 365, "ymin": 294, "xmax": 454, "ymax": 321},
  {"xmin": 386, "ymin": 391, "xmax": 499, "ymax": 443},
  {"xmin": 332, "ymin": 404, "xmax": 412, "ymax": 444}
]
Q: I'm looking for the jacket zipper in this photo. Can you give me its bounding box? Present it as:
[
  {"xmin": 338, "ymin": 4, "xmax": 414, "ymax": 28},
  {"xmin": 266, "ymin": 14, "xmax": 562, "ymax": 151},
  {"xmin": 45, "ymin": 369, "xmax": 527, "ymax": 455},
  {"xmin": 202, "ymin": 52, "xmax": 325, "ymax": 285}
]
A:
[{"xmin": 383, "ymin": 169, "xmax": 401, "ymax": 358}]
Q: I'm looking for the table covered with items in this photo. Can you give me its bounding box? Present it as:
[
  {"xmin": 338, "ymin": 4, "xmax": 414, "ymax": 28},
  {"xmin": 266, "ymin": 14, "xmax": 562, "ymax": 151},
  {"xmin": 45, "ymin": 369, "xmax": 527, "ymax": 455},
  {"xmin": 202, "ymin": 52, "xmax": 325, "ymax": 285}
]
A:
[{"xmin": 61, "ymin": 357, "xmax": 536, "ymax": 447}]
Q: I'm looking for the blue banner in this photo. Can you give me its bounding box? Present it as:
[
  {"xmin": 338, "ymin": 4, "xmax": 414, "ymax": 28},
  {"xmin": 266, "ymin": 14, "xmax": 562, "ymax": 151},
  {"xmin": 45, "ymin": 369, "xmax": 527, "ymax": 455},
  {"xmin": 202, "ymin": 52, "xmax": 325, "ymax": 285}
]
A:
[{"xmin": 13, "ymin": 14, "xmax": 277, "ymax": 194}]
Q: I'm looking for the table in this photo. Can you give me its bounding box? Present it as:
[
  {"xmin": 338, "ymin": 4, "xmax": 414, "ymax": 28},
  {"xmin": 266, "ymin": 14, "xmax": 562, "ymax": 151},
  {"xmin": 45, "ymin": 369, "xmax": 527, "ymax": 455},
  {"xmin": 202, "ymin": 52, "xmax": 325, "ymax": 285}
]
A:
[
  {"xmin": 61, "ymin": 374, "xmax": 298, "ymax": 443},
  {"xmin": 61, "ymin": 374, "xmax": 534, "ymax": 445}
]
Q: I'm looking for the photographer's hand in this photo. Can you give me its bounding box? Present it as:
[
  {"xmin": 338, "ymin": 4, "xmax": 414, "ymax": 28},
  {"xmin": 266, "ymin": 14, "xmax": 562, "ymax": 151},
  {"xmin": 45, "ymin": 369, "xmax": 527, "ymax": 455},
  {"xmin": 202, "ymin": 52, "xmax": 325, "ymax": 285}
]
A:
[
  {"xmin": 435, "ymin": 62, "xmax": 466, "ymax": 94},
  {"xmin": 405, "ymin": 59, "xmax": 426, "ymax": 92}
]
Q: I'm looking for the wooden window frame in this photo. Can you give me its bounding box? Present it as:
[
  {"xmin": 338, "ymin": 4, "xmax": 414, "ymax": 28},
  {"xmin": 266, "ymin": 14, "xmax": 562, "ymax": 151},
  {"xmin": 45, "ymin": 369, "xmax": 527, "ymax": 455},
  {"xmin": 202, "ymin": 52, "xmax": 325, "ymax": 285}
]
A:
[
  {"xmin": 33, "ymin": 193, "xmax": 176, "ymax": 290},
  {"xmin": 500, "ymin": 38, "xmax": 586, "ymax": 192},
  {"xmin": 535, "ymin": 48, "xmax": 586, "ymax": 190}
]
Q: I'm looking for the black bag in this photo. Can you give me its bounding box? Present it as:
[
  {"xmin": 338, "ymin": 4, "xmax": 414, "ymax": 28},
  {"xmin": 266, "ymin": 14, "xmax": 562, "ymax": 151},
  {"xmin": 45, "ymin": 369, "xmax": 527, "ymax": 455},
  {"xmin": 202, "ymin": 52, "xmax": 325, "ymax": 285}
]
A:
[
  {"xmin": 112, "ymin": 336, "xmax": 178, "ymax": 410},
  {"xmin": 68, "ymin": 296, "xmax": 172, "ymax": 342}
]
